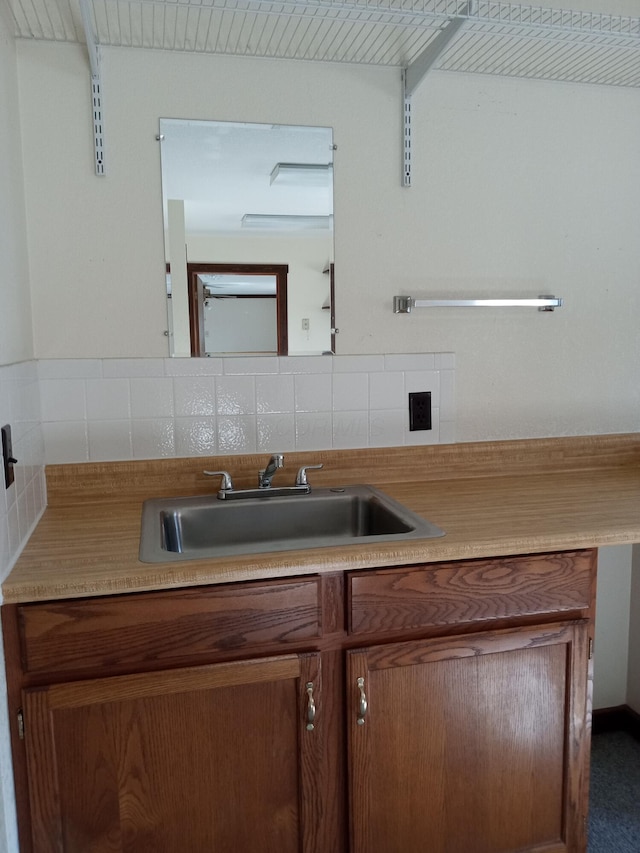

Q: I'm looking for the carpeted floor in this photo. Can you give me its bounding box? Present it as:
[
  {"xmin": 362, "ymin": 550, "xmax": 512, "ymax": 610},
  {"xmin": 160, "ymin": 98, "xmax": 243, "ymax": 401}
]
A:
[{"xmin": 588, "ymin": 731, "xmax": 640, "ymax": 852}]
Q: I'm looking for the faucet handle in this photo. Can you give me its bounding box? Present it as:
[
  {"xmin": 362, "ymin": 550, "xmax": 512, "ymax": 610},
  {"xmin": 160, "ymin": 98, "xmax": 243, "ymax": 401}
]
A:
[
  {"xmin": 203, "ymin": 470, "xmax": 234, "ymax": 491},
  {"xmin": 295, "ymin": 463, "xmax": 323, "ymax": 487}
]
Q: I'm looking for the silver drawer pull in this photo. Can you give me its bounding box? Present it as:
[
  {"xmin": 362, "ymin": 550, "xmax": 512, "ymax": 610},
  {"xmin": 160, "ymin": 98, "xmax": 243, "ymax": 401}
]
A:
[
  {"xmin": 306, "ymin": 682, "xmax": 316, "ymax": 731},
  {"xmin": 357, "ymin": 677, "xmax": 367, "ymax": 726}
]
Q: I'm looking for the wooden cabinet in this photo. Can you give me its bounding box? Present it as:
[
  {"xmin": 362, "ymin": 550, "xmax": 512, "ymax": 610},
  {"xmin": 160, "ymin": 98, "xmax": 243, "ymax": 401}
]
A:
[
  {"xmin": 347, "ymin": 623, "xmax": 590, "ymax": 853},
  {"xmin": 3, "ymin": 550, "xmax": 596, "ymax": 853},
  {"xmin": 23, "ymin": 655, "xmax": 324, "ymax": 853}
]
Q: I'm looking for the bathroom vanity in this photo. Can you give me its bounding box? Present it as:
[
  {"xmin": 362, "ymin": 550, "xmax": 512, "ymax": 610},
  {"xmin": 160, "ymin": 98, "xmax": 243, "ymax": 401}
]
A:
[{"xmin": 4, "ymin": 435, "xmax": 640, "ymax": 853}]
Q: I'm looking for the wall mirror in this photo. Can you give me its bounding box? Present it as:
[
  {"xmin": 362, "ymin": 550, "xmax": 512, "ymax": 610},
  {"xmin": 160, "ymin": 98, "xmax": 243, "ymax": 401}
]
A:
[{"xmin": 159, "ymin": 118, "xmax": 335, "ymax": 357}]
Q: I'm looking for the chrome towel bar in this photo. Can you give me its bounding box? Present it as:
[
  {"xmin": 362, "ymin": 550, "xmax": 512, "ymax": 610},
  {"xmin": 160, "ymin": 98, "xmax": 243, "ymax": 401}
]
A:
[{"xmin": 393, "ymin": 295, "xmax": 563, "ymax": 313}]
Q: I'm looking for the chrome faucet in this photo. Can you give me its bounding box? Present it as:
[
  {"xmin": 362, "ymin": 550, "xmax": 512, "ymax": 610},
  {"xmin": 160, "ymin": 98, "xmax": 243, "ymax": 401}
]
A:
[
  {"xmin": 204, "ymin": 456, "xmax": 323, "ymax": 500},
  {"xmin": 258, "ymin": 453, "xmax": 284, "ymax": 488}
]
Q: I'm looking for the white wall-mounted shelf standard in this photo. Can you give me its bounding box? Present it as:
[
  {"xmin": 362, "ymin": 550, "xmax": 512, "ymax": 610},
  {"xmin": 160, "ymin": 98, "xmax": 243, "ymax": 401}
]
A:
[{"xmin": 394, "ymin": 295, "xmax": 564, "ymax": 312}]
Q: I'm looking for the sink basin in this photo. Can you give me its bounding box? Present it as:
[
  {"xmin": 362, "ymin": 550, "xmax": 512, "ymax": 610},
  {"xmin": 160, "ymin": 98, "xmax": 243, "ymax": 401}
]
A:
[{"xmin": 139, "ymin": 485, "xmax": 444, "ymax": 563}]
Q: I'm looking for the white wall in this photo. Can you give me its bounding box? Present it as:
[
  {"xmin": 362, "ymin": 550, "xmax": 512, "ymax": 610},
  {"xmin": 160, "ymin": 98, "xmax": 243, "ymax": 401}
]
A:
[
  {"xmin": 627, "ymin": 545, "xmax": 640, "ymax": 714},
  {"xmin": 16, "ymin": 43, "xmax": 640, "ymax": 444},
  {"xmin": 0, "ymin": 5, "xmax": 32, "ymax": 367},
  {"xmin": 593, "ymin": 545, "xmax": 633, "ymax": 709}
]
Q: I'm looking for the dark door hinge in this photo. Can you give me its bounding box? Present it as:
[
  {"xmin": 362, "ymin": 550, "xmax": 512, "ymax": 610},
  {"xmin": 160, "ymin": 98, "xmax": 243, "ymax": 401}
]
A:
[{"xmin": 17, "ymin": 709, "xmax": 24, "ymax": 740}]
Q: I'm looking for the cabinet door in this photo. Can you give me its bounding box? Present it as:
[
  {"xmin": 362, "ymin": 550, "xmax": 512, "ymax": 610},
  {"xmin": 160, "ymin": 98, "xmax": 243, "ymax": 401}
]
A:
[
  {"xmin": 347, "ymin": 623, "xmax": 591, "ymax": 853},
  {"xmin": 23, "ymin": 654, "xmax": 325, "ymax": 853}
]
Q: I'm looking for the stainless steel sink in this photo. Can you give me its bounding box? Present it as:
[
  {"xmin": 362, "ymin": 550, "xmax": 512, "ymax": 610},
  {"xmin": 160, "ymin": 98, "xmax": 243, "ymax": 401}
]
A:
[{"xmin": 139, "ymin": 485, "xmax": 444, "ymax": 562}]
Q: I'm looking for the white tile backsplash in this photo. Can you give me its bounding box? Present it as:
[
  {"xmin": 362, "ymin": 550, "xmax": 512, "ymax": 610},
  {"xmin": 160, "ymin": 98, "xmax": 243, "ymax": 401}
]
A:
[
  {"xmin": 216, "ymin": 375, "xmax": 256, "ymax": 416},
  {"xmin": 217, "ymin": 416, "xmax": 257, "ymax": 454},
  {"xmin": 0, "ymin": 361, "xmax": 46, "ymax": 585},
  {"xmin": 173, "ymin": 377, "xmax": 216, "ymax": 417},
  {"xmin": 369, "ymin": 372, "xmax": 406, "ymax": 410},
  {"xmin": 175, "ymin": 418, "xmax": 218, "ymax": 456},
  {"xmin": 86, "ymin": 379, "xmax": 131, "ymax": 420},
  {"xmin": 294, "ymin": 373, "xmax": 332, "ymax": 413},
  {"xmin": 30, "ymin": 354, "xmax": 455, "ymax": 464},
  {"xmin": 332, "ymin": 373, "xmax": 369, "ymax": 412},
  {"xmin": 130, "ymin": 378, "xmax": 175, "ymax": 419},
  {"xmin": 256, "ymin": 374, "xmax": 295, "ymax": 414}
]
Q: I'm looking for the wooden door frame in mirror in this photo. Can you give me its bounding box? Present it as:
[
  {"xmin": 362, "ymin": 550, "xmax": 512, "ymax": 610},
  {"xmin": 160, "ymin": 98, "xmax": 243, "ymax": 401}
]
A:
[{"xmin": 186, "ymin": 263, "xmax": 289, "ymax": 357}]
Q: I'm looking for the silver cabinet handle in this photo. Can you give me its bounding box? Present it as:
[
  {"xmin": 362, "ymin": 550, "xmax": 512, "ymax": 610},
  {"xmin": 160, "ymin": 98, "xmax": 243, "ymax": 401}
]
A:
[
  {"xmin": 306, "ymin": 682, "xmax": 316, "ymax": 731},
  {"xmin": 357, "ymin": 677, "xmax": 367, "ymax": 726}
]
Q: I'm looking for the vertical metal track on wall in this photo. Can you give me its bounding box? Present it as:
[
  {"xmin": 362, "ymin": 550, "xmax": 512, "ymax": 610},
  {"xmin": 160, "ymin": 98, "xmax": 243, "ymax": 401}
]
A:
[
  {"xmin": 402, "ymin": 2, "xmax": 472, "ymax": 187},
  {"xmin": 90, "ymin": 76, "xmax": 105, "ymax": 175},
  {"xmin": 80, "ymin": 0, "xmax": 106, "ymax": 176},
  {"xmin": 403, "ymin": 81, "xmax": 412, "ymax": 187}
]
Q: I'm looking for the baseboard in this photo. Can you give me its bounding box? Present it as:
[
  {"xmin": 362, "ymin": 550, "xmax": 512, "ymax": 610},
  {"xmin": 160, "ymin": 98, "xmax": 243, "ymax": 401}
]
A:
[{"xmin": 593, "ymin": 704, "xmax": 640, "ymax": 741}]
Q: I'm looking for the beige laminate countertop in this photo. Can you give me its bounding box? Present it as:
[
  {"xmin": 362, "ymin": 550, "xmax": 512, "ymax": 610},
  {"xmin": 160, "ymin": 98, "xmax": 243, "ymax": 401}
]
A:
[{"xmin": 5, "ymin": 435, "xmax": 640, "ymax": 603}]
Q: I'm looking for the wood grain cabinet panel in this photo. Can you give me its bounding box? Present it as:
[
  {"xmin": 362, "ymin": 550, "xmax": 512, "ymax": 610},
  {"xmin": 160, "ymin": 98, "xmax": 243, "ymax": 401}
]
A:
[
  {"xmin": 348, "ymin": 550, "xmax": 595, "ymax": 635},
  {"xmin": 3, "ymin": 549, "xmax": 596, "ymax": 853},
  {"xmin": 23, "ymin": 654, "xmax": 326, "ymax": 853},
  {"xmin": 18, "ymin": 577, "xmax": 322, "ymax": 675},
  {"xmin": 347, "ymin": 622, "xmax": 591, "ymax": 853}
]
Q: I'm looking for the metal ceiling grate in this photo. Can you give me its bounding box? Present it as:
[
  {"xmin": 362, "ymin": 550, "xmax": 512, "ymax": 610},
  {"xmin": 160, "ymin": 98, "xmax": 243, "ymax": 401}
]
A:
[{"xmin": 7, "ymin": 0, "xmax": 640, "ymax": 86}]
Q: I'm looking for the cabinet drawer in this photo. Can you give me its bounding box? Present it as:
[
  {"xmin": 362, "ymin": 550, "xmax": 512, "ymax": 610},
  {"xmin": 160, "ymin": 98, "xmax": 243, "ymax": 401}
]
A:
[
  {"xmin": 18, "ymin": 577, "xmax": 322, "ymax": 675},
  {"xmin": 348, "ymin": 550, "xmax": 595, "ymax": 636}
]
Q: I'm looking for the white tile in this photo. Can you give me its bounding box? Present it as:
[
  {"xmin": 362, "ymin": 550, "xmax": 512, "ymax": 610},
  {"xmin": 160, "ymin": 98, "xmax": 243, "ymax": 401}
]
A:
[
  {"xmin": 88, "ymin": 421, "xmax": 133, "ymax": 461},
  {"xmin": 223, "ymin": 357, "xmax": 280, "ymax": 375},
  {"xmin": 216, "ymin": 375, "xmax": 256, "ymax": 415},
  {"xmin": 175, "ymin": 418, "xmax": 218, "ymax": 456},
  {"xmin": 6, "ymin": 502, "xmax": 19, "ymax": 556},
  {"xmin": 38, "ymin": 359, "xmax": 103, "ymax": 379},
  {"xmin": 295, "ymin": 413, "xmax": 333, "ymax": 451},
  {"xmin": 280, "ymin": 356, "xmax": 333, "ymax": 374},
  {"xmin": 43, "ymin": 421, "xmax": 89, "ymax": 464},
  {"xmin": 130, "ymin": 378, "xmax": 175, "ymax": 419},
  {"xmin": 384, "ymin": 354, "xmax": 436, "ymax": 372},
  {"xmin": 332, "ymin": 411, "xmax": 369, "ymax": 449},
  {"xmin": 103, "ymin": 359, "xmax": 165, "ymax": 378},
  {"xmin": 404, "ymin": 371, "xmax": 441, "ymax": 407},
  {"xmin": 163, "ymin": 357, "xmax": 223, "ymax": 376},
  {"xmin": 17, "ymin": 487, "xmax": 31, "ymax": 544},
  {"xmin": 332, "ymin": 373, "xmax": 368, "ymax": 412},
  {"xmin": 333, "ymin": 355, "xmax": 385, "ymax": 373},
  {"xmin": 174, "ymin": 377, "xmax": 216, "ymax": 417},
  {"xmin": 257, "ymin": 414, "xmax": 296, "ymax": 453},
  {"xmin": 369, "ymin": 372, "xmax": 405, "ymax": 410},
  {"xmin": 39, "ymin": 379, "xmax": 86, "ymax": 422},
  {"xmin": 439, "ymin": 370, "xmax": 456, "ymax": 421},
  {"xmin": 369, "ymin": 409, "xmax": 405, "ymax": 447},
  {"xmin": 294, "ymin": 374, "xmax": 332, "ymax": 413},
  {"xmin": 217, "ymin": 416, "xmax": 257, "ymax": 454},
  {"xmin": 439, "ymin": 420, "xmax": 456, "ymax": 444},
  {"xmin": 86, "ymin": 379, "xmax": 131, "ymax": 421},
  {"xmin": 256, "ymin": 375, "xmax": 295, "ymax": 414},
  {"xmin": 0, "ymin": 517, "xmax": 9, "ymax": 579},
  {"xmin": 132, "ymin": 419, "xmax": 176, "ymax": 458},
  {"xmin": 20, "ymin": 379, "xmax": 41, "ymax": 426}
]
